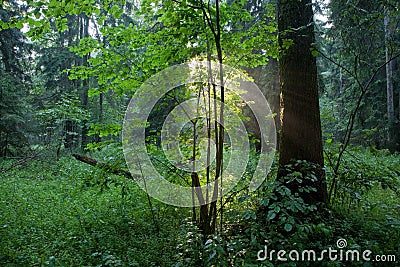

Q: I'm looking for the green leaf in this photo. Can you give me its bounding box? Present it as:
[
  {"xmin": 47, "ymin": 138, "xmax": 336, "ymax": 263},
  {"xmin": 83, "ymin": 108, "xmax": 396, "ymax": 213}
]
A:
[
  {"xmin": 267, "ymin": 211, "xmax": 276, "ymax": 221},
  {"xmin": 284, "ymin": 223, "xmax": 293, "ymax": 232},
  {"xmin": 311, "ymin": 48, "xmax": 319, "ymax": 57}
]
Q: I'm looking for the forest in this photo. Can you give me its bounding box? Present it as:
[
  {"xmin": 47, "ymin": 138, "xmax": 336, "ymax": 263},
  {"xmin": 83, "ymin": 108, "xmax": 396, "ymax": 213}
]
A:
[{"xmin": 0, "ymin": 0, "xmax": 399, "ymax": 266}]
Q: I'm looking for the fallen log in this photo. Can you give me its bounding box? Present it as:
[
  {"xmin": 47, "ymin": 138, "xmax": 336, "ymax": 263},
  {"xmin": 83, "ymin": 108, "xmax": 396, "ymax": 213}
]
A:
[{"xmin": 72, "ymin": 154, "xmax": 133, "ymax": 179}]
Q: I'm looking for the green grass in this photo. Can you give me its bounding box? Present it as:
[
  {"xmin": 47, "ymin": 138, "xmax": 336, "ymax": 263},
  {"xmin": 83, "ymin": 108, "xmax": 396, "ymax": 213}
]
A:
[
  {"xmin": 0, "ymin": 148, "xmax": 399, "ymax": 266},
  {"xmin": 0, "ymin": 158, "xmax": 188, "ymax": 266}
]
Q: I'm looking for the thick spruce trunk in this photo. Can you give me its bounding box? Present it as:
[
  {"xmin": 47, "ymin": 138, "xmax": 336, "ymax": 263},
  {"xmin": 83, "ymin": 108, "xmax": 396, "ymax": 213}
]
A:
[{"xmin": 277, "ymin": 0, "xmax": 328, "ymax": 204}]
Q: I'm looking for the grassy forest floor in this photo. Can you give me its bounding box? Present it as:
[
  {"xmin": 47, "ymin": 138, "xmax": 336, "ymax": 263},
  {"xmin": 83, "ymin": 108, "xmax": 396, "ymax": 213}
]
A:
[
  {"xmin": 0, "ymin": 147, "xmax": 399, "ymax": 266},
  {"xmin": 0, "ymin": 157, "xmax": 186, "ymax": 266}
]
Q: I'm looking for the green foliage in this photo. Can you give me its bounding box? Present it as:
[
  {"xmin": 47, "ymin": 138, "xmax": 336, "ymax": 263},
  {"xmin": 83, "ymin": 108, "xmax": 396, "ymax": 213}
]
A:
[
  {"xmin": 36, "ymin": 95, "xmax": 89, "ymax": 127},
  {"xmin": 2, "ymin": 0, "xmax": 280, "ymax": 150},
  {"xmin": 1, "ymin": 1, "xmax": 399, "ymax": 266},
  {"xmin": 318, "ymin": 0, "xmax": 400, "ymax": 149},
  {"xmin": 174, "ymin": 157, "xmax": 400, "ymax": 266},
  {"xmin": 0, "ymin": 157, "xmax": 187, "ymax": 266},
  {"xmin": 0, "ymin": 2, "xmax": 33, "ymax": 157},
  {"xmin": 325, "ymin": 144, "xmax": 400, "ymax": 207},
  {"xmin": 88, "ymin": 123, "xmax": 122, "ymax": 138},
  {"xmin": 80, "ymin": 143, "xmax": 128, "ymax": 189},
  {"xmin": 0, "ymin": 71, "xmax": 31, "ymax": 157},
  {"xmin": 65, "ymin": 0, "xmax": 279, "ymax": 140},
  {"xmin": 174, "ymin": 162, "xmax": 325, "ymax": 266}
]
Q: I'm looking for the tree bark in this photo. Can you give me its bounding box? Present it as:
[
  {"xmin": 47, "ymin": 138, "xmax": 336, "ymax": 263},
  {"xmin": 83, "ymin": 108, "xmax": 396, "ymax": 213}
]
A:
[
  {"xmin": 277, "ymin": 0, "xmax": 328, "ymax": 204},
  {"xmin": 384, "ymin": 11, "xmax": 396, "ymax": 151},
  {"xmin": 72, "ymin": 153, "xmax": 133, "ymax": 179},
  {"xmin": 80, "ymin": 14, "xmax": 90, "ymax": 150}
]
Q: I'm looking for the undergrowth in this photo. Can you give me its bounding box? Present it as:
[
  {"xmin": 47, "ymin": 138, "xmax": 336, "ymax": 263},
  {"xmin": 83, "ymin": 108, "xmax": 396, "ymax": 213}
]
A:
[
  {"xmin": 0, "ymin": 145, "xmax": 399, "ymax": 266},
  {"xmin": 0, "ymin": 156, "xmax": 187, "ymax": 266}
]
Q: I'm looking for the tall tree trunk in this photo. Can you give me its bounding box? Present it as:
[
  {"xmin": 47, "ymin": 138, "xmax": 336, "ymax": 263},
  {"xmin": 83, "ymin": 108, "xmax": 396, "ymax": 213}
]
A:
[
  {"xmin": 80, "ymin": 15, "xmax": 90, "ymax": 150},
  {"xmin": 193, "ymin": 0, "xmax": 224, "ymax": 235},
  {"xmin": 62, "ymin": 22, "xmax": 77, "ymax": 150},
  {"xmin": 64, "ymin": 120, "xmax": 75, "ymax": 149},
  {"xmin": 384, "ymin": 11, "xmax": 396, "ymax": 151},
  {"xmin": 95, "ymin": 92, "xmax": 103, "ymax": 143},
  {"xmin": 277, "ymin": 0, "xmax": 328, "ymax": 204}
]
